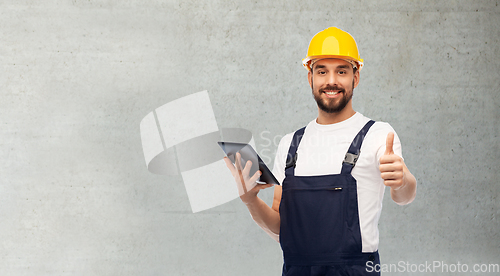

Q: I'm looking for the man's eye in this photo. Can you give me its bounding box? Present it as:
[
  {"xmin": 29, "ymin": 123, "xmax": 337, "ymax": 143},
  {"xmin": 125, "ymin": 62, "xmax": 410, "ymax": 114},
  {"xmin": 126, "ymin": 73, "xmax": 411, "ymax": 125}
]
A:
[
  {"xmin": 317, "ymin": 71, "xmax": 326, "ymax": 75},
  {"xmin": 339, "ymin": 71, "xmax": 346, "ymax": 75}
]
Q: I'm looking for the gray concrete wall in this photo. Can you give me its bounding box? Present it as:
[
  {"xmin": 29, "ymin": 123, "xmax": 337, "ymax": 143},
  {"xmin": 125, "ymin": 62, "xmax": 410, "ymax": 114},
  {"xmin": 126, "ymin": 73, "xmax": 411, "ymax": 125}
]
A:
[{"xmin": 1, "ymin": 0, "xmax": 498, "ymax": 275}]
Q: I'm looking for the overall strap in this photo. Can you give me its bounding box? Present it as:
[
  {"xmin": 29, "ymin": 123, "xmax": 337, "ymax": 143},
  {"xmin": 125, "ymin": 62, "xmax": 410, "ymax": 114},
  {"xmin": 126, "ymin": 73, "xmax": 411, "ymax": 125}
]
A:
[
  {"xmin": 284, "ymin": 127, "xmax": 306, "ymax": 176},
  {"xmin": 341, "ymin": 120, "xmax": 375, "ymax": 174}
]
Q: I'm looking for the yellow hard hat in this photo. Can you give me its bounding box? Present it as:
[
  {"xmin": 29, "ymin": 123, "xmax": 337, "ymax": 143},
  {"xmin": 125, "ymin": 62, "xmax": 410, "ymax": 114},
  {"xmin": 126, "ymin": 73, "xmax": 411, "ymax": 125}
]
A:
[{"xmin": 302, "ymin": 27, "xmax": 364, "ymax": 71}]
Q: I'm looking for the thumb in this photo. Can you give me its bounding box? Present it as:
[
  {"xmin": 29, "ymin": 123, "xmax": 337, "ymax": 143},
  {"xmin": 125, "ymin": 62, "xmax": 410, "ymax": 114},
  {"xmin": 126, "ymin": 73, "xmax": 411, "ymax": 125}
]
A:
[{"xmin": 385, "ymin": 132, "xmax": 394, "ymax": 155}]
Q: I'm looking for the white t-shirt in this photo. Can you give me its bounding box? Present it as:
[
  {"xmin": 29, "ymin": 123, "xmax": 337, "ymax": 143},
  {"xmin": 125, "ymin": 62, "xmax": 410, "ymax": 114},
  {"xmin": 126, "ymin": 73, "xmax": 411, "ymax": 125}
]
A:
[{"xmin": 272, "ymin": 112, "xmax": 402, "ymax": 253}]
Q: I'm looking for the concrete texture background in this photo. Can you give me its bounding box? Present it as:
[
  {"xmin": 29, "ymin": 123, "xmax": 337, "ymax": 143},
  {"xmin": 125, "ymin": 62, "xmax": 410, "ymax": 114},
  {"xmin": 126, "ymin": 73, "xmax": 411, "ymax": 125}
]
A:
[{"xmin": 1, "ymin": 0, "xmax": 499, "ymax": 275}]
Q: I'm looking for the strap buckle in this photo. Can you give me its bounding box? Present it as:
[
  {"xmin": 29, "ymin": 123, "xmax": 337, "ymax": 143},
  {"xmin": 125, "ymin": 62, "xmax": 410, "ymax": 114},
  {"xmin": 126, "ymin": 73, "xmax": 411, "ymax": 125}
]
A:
[
  {"xmin": 285, "ymin": 153, "xmax": 298, "ymax": 170},
  {"xmin": 342, "ymin": 152, "xmax": 359, "ymax": 166}
]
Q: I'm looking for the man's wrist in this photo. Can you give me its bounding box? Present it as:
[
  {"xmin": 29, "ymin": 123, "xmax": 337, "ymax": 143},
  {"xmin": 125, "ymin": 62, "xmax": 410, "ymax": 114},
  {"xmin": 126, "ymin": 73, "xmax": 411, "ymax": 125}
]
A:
[{"xmin": 241, "ymin": 194, "xmax": 259, "ymax": 206}]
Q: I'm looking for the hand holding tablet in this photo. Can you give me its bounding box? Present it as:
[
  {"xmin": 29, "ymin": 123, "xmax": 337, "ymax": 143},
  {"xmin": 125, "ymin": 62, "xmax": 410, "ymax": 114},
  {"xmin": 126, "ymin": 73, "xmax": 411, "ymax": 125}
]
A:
[{"xmin": 218, "ymin": 142, "xmax": 280, "ymax": 186}]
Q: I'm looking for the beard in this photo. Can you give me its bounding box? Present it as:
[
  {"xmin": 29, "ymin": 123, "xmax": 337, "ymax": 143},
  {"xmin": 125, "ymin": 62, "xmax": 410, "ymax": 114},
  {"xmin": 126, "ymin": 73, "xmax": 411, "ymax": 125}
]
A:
[{"xmin": 312, "ymin": 81, "xmax": 354, "ymax": 114}]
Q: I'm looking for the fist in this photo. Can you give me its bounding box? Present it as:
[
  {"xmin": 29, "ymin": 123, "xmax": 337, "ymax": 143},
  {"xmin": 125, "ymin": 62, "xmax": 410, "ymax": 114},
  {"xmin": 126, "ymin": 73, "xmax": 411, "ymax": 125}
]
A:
[{"xmin": 379, "ymin": 132, "xmax": 405, "ymax": 190}]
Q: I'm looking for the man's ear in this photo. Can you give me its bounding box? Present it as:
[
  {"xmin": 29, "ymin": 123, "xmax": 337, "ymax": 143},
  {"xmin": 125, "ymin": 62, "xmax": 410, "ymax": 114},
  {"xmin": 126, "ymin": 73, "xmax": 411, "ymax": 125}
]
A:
[
  {"xmin": 308, "ymin": 71, "xmax": 312, "ymax": 88},
  {"xmin": 353, "ymin": 70, "xmax": 360, "ymax": 89}
]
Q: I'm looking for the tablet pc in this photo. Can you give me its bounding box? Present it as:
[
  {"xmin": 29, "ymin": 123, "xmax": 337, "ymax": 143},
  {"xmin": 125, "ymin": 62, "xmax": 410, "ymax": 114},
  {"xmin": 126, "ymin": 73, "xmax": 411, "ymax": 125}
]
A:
[{"xmin": 218, "ymin": 142, "xmax": 280, "ymax": 185}]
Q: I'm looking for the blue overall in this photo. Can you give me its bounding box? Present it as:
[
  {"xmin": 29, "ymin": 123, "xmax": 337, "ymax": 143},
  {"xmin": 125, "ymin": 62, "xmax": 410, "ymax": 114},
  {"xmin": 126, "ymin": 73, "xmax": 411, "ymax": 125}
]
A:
[{"xmin": 279, "ymin": 121, "xmax": 380, "ymax": 276}]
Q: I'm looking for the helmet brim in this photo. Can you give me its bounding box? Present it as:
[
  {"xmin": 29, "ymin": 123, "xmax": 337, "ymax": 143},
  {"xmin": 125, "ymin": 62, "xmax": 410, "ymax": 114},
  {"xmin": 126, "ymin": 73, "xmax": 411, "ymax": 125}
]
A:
[{"xmin": 302, "ymin": 55, "xmax": 364, "ymax": 71}]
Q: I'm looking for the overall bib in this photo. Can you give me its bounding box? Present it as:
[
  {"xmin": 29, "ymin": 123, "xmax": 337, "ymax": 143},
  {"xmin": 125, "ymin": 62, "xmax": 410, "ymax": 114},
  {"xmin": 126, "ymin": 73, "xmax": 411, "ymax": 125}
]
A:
[{"xmin": 279, "ymin": 121, "xmax": 380, "ymax": 276}]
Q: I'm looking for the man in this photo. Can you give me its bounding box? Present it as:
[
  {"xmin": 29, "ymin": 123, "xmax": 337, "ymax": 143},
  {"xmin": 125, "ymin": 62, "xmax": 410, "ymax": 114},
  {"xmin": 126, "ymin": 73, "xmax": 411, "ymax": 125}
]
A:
[{"xmin": 224, "ymin": 27, "xmax": 417, "ymax": 276}]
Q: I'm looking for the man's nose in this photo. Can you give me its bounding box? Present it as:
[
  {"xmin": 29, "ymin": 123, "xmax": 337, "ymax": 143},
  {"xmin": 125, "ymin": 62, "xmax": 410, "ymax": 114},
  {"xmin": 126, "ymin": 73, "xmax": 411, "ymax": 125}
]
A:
[{"xmin": 326, "ymin": 72, "xmax": 338, "ymax": 85}]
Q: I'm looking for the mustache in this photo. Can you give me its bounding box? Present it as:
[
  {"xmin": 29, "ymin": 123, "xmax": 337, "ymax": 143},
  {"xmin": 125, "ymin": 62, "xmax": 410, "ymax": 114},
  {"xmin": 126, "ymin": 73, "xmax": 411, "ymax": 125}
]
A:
[{"xmin": 319, "ymin": 85, "xmax": 345, "ymax": 93}]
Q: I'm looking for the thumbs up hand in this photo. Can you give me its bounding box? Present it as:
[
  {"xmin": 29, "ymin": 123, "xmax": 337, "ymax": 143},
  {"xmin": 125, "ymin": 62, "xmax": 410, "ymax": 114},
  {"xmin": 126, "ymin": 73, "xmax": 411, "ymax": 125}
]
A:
[{"xmin": 379, "ymin": 132, "xmax": 405, "ymax": 190}]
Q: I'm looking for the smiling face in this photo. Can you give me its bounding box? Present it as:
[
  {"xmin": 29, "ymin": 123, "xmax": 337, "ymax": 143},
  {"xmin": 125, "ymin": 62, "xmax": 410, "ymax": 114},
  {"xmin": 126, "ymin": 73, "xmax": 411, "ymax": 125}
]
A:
[{"xmin": 308, "ymin": 58, "xmax": 360, "ymax": 115}]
